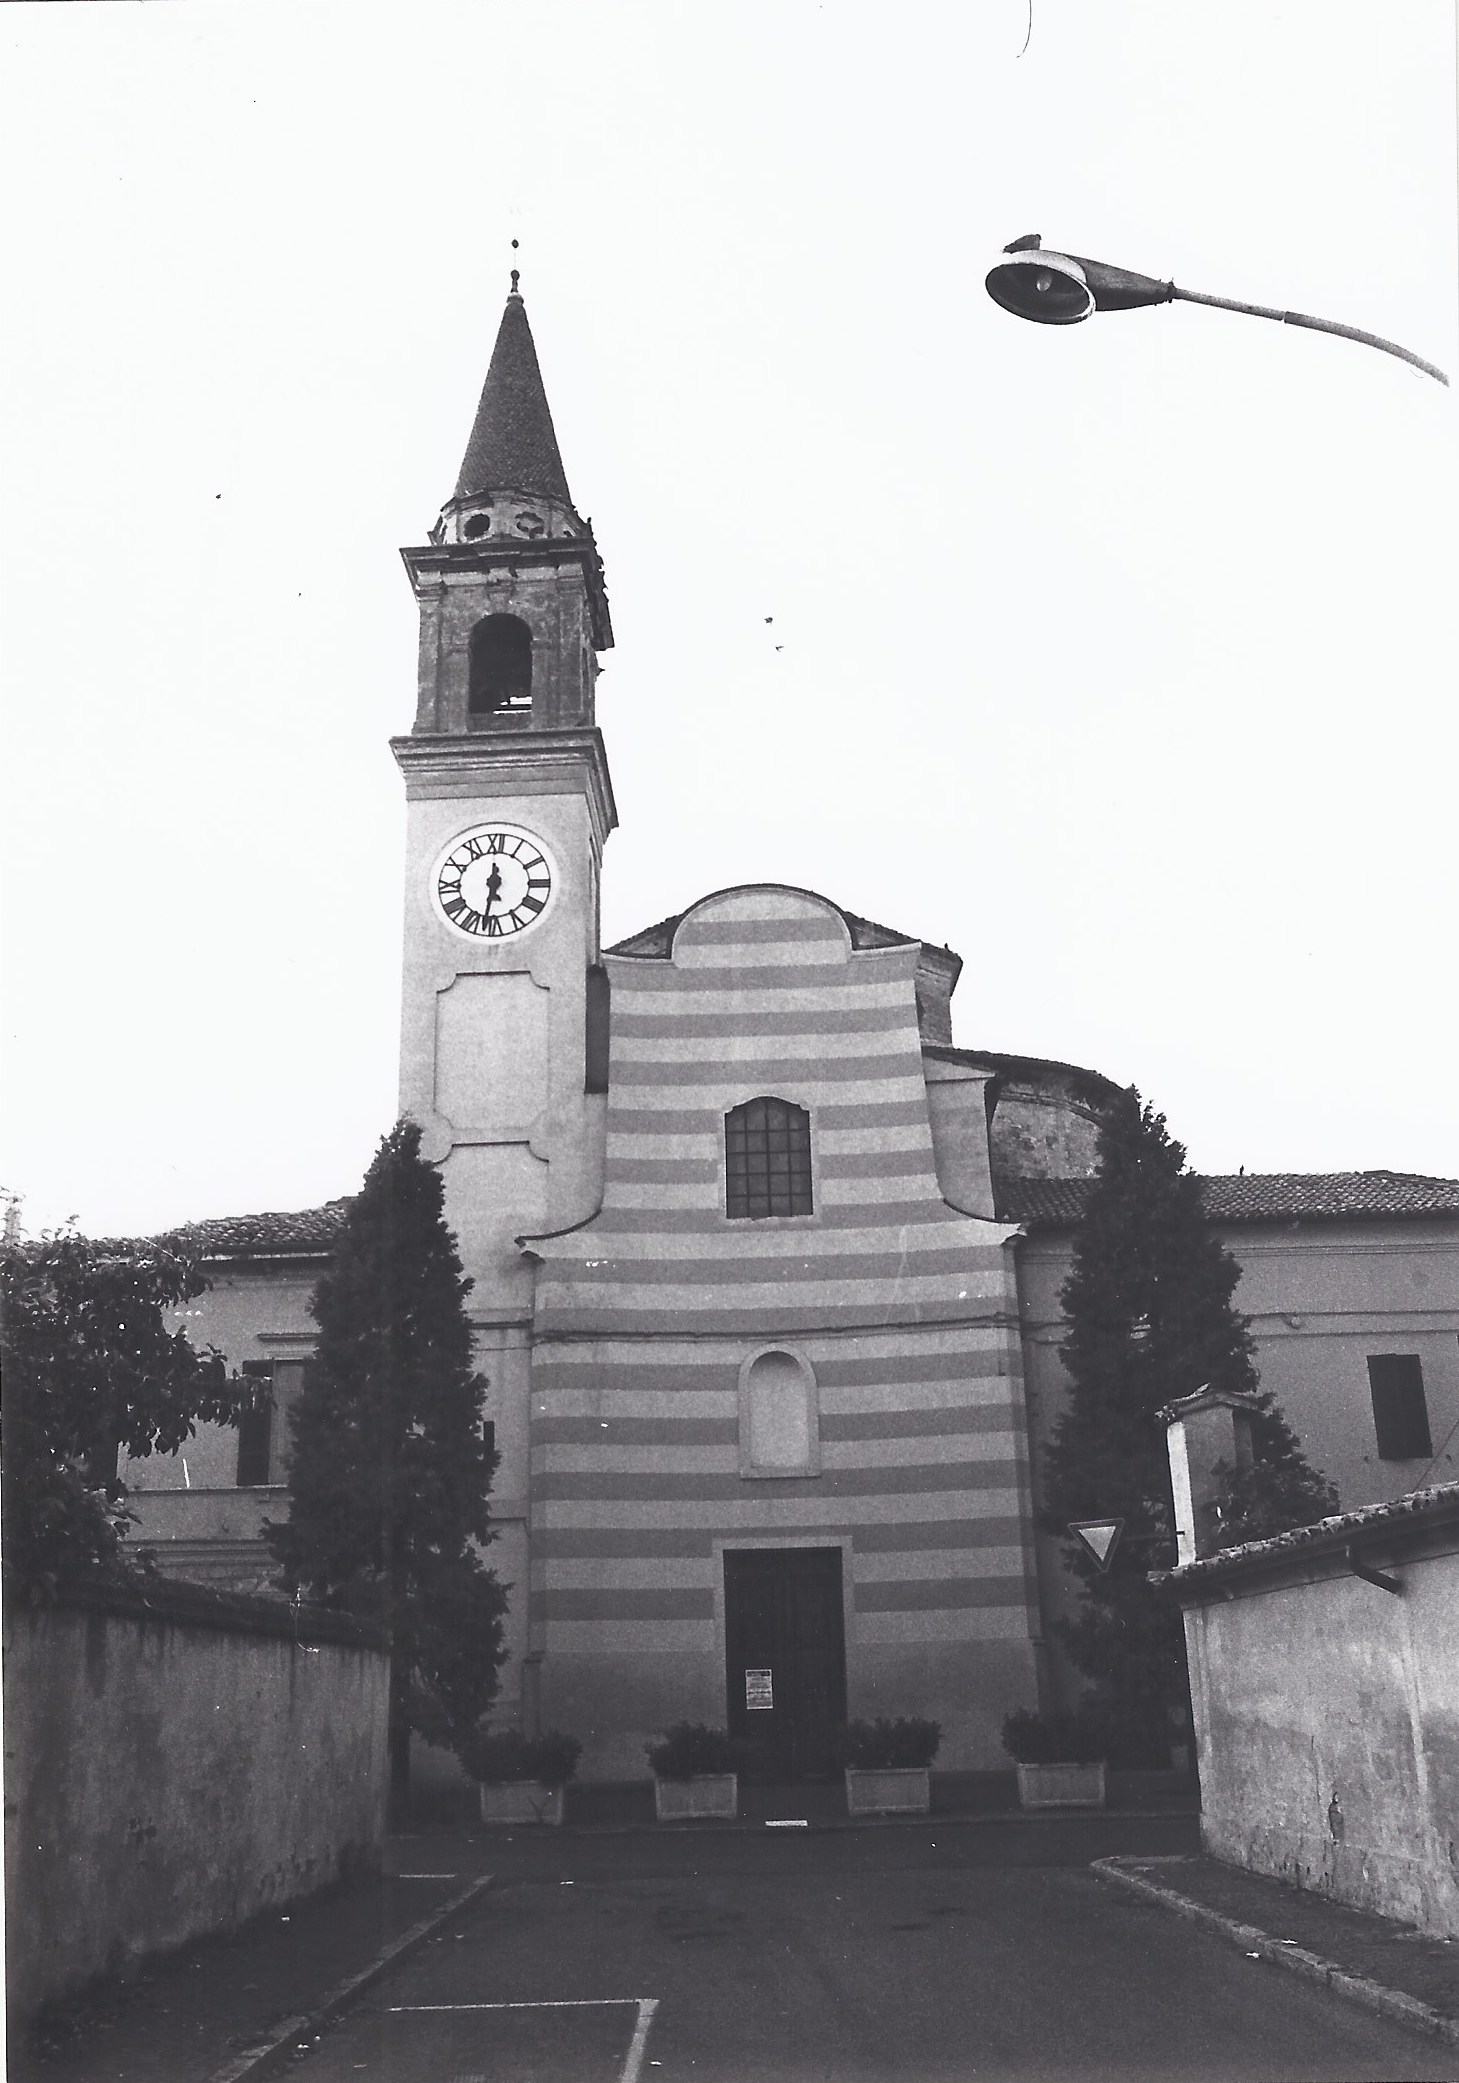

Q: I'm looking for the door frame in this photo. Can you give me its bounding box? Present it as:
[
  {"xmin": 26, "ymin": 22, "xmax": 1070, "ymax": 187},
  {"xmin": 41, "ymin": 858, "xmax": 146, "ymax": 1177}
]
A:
[
  {"xmin": 716, "ymin": 1537, "xmax": 853, "ymax": 1779},
  {"xmin": 710, "ymin": 1534, "xmax": 854, "ymax": 1675}
]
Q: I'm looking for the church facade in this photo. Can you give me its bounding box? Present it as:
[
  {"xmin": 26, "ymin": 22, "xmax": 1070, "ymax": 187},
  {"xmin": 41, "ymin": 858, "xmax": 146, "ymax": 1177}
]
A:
[{"xmin": 126, "ymin": 284, "xmax": 1459, "ymax": 1779}]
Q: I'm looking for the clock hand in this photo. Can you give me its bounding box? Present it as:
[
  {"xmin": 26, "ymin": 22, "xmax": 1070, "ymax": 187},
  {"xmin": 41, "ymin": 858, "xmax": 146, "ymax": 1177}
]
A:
[{"xmin": 483, "ymin": 862, "xmax": 504, "ymax": 910}]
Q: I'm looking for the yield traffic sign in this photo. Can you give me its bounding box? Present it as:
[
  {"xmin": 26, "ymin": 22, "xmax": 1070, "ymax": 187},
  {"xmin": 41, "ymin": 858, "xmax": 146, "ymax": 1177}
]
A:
[{"xmin": 1068, "ymin": 1519, "xmax": 1123, "ymax": 1571}]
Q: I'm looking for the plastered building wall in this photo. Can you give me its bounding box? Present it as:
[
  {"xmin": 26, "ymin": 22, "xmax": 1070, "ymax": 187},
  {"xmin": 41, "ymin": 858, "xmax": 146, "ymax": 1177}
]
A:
[
  {"xmin": 4, "ymin": 1583, "xmax": 388, "ymax": 2018},
  {"xmin": 526, "ymin": 888, "xmax": 1040, "ymax": 1774},
  {"xmin": 1177, "ymin": 1525, "xmax": 1459, "ymax": 1936},
  {"xmin": 1013, "ymin": 1217, "xmax": 1458, "ymax": 1709},
  {"xmin": 123, "ymin": 1261, "xmax": 319, "ymax": 1590},
  {"xmin": 1221, "ymin": 1223, "xmax": 1459, "ymax": 1505}
]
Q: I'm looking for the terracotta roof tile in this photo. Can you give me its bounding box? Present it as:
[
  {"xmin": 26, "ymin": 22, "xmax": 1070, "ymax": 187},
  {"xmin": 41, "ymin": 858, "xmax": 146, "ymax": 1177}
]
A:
[
  {"xmin": 1164, "ymin": 1480, "xmax": 1459, "ymax": 1592},
  {"xmin": 156, "ymin": 1199, "xmax": 353, "ymax": 1260},
  {"xmin": 997, "ymin": 1171, "xmax": 1459, "ymax": 1228}
]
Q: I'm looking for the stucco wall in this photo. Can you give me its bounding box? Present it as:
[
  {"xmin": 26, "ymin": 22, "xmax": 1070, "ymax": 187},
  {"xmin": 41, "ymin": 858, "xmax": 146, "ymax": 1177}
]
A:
[
  {"xmin": 125, "ymin": 1260, "xmax": 319, "ymax": 1495},
  {"xmin": 4, "ymin": 1580, "xmax": 389, "ymax": 2019},
  {"xmin": 1013, "ymin": 1217, "xmax": 1459, "ymax": 1708},
  {"xmin": 1220, "ymin": 1223, "xmax": 1459, "ymax": 1508},
  {"xmin": 1179, "ymin": 1532, "xmax": 1459, "ymax": 1935}
]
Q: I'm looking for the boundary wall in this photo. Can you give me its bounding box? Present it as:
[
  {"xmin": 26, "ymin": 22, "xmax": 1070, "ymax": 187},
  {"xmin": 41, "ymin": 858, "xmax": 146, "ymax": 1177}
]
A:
[
  {"xmin": 1168, "ymin": 1487, "xmax": 1459, "ymax": 1937},
  {"xmin": 4, "ymin": 1576, "xmax": 389, "ymax": 2018}
]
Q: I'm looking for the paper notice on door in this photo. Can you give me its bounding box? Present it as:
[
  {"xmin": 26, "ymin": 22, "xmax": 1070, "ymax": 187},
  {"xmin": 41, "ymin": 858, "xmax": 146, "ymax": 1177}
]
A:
[{"xmin": 745, "ymin": 1667, "xmax": 773, "ymax": 1710}]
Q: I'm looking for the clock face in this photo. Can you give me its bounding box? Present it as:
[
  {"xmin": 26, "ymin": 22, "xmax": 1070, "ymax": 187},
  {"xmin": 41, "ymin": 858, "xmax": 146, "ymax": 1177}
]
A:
[{"xmin": 431, "ymin": 823, "xmax": 556, "ymax": 939}]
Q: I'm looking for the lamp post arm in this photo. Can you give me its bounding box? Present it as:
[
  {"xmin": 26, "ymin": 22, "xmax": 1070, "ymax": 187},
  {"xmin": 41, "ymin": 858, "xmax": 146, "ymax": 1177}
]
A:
[{"xmin": 1171, "ymin": 285, "xmax": 1449, "ymax": 385}]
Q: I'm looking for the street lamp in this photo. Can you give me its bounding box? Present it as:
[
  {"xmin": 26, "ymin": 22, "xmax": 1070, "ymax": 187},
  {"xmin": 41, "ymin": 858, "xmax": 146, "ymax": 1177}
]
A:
[{"xmin": 985, "ymin": 235, "xmax": 1449, "ymax": 385}]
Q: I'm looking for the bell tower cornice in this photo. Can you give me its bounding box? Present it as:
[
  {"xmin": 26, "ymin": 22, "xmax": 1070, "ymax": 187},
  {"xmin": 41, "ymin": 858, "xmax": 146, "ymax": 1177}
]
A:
[
  {"xmin": 390, "ymin": 726, "xmax": 616, "ymax": 854},
  {"xmin": 401, "ymin": 528, "xmax": 612, "ymax": 654}
]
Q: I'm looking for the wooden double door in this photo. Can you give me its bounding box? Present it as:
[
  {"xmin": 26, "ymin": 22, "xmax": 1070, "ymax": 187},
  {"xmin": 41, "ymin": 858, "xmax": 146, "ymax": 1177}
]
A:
[{"xmin": 724, "ymin": 1547, "xmax": 847, "ymax": 1782}]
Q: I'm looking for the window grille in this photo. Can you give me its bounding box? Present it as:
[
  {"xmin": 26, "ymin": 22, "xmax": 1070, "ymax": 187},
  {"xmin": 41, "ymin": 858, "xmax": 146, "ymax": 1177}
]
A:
[{"xmin": 725, "ymin": 1097, "xmax": 812, "ymax": 1219}]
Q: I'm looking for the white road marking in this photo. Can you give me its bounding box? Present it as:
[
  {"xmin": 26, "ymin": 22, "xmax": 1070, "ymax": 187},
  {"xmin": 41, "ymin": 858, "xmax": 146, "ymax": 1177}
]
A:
[
  {"xmin": 386, "ymin": 1997, "xmax": 662, "ymax": 2080},
  {"xmin": 620, "ymin": 1998, "xmax": 660, "ymax": 2083},
  {"xmin": 389, "ymin": 1998, "xmax": 649, "ymax": 2012}
]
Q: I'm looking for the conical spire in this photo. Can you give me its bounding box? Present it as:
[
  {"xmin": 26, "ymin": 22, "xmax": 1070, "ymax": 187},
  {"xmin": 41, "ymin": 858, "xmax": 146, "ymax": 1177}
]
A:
[{"xmin": 454, "ymin": 273, "xmax": 573, "ymax": 506}]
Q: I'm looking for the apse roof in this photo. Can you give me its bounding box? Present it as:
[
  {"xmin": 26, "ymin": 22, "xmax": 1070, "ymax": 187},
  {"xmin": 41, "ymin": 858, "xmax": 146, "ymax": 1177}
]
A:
[{"xmin": 454, "ymin": 281, "xmax": 572, "ymax": 506}]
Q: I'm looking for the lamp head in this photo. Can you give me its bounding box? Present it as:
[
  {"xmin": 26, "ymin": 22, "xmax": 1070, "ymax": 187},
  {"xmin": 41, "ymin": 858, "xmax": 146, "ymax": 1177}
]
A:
[
  {"xmin": 987, "ymin": 236, "xmax": 1177, "ymax": 323},
  {"xmin": 985, "ymin": 243, "xmax": 1093, "ymax": 325}
]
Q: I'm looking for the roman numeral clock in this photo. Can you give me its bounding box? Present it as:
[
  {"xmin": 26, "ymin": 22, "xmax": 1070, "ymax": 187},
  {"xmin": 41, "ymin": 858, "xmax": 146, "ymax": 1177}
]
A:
[{"xmin": 431, "ymin": 823, "xmax": 556, "ymax": 940}]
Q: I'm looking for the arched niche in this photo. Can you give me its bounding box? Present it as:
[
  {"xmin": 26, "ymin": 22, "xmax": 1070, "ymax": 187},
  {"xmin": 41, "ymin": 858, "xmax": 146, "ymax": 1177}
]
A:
[{"xmin": 738, "ymin": 1347, "xmax": 820, "ymax": 1478}]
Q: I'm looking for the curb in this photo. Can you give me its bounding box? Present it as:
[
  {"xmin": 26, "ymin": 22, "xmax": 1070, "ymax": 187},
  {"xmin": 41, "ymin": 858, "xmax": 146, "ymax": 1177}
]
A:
[
  {"xmin": 460, "ymin": 1805, "xmax": 1200, "ymax": 1841},
  {"xmin": 1092, "ymin": 1857, "xmax": 1459, "ymax": 2053},
  {"xmin": 202, "ymin": 1874, "xmax": 495, "ymax": 2083}
]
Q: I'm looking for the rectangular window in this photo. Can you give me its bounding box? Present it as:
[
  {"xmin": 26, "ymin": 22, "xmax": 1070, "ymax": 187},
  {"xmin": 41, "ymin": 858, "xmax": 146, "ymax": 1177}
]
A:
[
  {"xmin": 236, "ymin": 1362, "xmax": 274, "ymax": 1487},
  {"xmin": 1367, "ymin": 1354, "xmax": 1432, "ymax": 1461},
  {"xmin": 726, "ymin": 1097, "xmax": 813, "ymax": 1219},
  {"xmin": 236, "ymin": 1357, "xmax": 309, "ymax": 1487}
]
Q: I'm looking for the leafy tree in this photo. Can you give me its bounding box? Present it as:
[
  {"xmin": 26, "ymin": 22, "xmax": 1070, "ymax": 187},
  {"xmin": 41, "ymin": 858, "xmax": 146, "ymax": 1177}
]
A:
[
  {"xmin": 1212, "ymin": 1444, "xmax": 1338, "ymax": 1549},
  {"xmin": 1041, "ymin": 1088, "xmax": 1338, "ymax": 1761},
  {"xmin": 264, "ymin": 1121, "xmax": 507, "ymax": 1807},
  {"xmin": 1, "ymin": 1228, "xmax": 239, "ymax": 1596}
]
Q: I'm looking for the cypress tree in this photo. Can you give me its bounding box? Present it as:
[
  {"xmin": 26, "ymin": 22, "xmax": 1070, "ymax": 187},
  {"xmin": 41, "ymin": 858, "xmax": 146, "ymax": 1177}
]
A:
[
  {"xmin": 265, "ymin": 1120, "xmax": 507, "ymax": 1808},
  {"xmin": 1041, "ymin": 1088, "xmax": 1337, "ymax": 1759}
]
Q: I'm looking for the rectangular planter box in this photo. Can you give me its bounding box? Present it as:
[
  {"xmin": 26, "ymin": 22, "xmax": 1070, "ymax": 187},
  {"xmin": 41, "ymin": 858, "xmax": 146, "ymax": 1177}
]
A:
[
  {"xmin": 1015, "ymin": 1761, "xmax": 1107, "ymax": 1810},
  {"xmin": 845, "ymin": 1766, "xmax": 931, "ymax": 1816},
  {"xmin": 478, "ymin": 1781, "xmax": 566, "ymax": 1827},
  {"xmin": 653, "ymin": 1773, "xmax": 738, "ymax": 1822}
]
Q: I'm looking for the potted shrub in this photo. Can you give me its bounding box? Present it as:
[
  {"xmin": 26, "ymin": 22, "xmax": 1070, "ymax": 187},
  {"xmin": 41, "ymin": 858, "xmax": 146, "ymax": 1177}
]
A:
[
  {"xmin": 462, "ymin": 1727, "xmax": 582, "ymax": 1827},
  {"xmin": 836, "ymin": 1717, "xmax": 941, "ymax": 1815},
  {"xmin": 1000, "ymin": 1707, "xmax": 1107, "ymax": 1809},
  {"xmin": 645, "ymin": 1722, "xmax": 743, "ymax": 1821}
]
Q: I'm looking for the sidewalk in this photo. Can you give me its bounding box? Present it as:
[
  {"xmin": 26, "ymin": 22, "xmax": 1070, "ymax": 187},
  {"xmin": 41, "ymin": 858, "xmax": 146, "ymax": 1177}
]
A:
[
  {"xmin": 1096, "ymin": 1854, "xmax": 1459, "ymax": 2051},
  {"xmin": 10, "ymin": 1869, "xmax": 490, "ymax": 2083}
]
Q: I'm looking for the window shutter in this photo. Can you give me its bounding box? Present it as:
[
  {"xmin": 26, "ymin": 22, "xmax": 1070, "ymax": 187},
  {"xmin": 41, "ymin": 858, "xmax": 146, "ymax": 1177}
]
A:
[{"xmin": 1366, "ymin": 1355, "xmax": 1432, "ymax": 1461}]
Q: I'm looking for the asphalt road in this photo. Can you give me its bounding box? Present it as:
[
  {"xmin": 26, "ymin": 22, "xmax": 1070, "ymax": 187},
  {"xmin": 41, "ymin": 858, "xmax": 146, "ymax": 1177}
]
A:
[{"xmin": 291, "ymin": 1825, "xmax": 1457, "ymax": 2083}]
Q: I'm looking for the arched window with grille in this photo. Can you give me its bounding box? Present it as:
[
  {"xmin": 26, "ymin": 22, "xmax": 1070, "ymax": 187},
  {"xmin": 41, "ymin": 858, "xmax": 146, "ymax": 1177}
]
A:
[
  {"xmin": 468, "ymin": 613, "xmax": 533, "ymax": 720},
  {"xmin": 724, "ymin": 1096, "xmax": 812, "ymax": 1219}
]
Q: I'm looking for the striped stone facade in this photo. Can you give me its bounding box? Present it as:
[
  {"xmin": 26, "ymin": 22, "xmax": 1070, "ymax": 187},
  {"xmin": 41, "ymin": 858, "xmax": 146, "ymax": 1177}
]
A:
[{"xmin": 524, "ymin": 887, "xmax": 1041, "ymax": 1773}]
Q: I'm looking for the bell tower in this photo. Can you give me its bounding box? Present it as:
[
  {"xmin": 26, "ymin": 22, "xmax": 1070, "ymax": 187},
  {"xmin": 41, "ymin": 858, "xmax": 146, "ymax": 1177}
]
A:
[{"xmin": 393, "ymin": 273, "xmax": 615, "ymax": 1327}]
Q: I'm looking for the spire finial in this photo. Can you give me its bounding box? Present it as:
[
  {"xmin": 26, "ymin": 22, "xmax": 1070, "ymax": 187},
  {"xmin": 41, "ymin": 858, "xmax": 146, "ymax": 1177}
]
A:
[{"xmin": 510, "ymin": 237, "xmax": 520, "ymax": 297}]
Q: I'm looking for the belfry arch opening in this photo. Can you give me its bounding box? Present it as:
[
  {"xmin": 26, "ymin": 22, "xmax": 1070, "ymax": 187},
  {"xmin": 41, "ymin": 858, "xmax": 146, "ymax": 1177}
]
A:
[{"xmin": 468, "ymin": 614, "xmax": 533, "ymax": 722}]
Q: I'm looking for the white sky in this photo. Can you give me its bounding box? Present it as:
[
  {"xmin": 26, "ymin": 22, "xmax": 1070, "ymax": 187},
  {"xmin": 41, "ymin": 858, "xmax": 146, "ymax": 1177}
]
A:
[{"xmin": 2, "ymin": 0, "xmax": 1456, "ymax": 1240}]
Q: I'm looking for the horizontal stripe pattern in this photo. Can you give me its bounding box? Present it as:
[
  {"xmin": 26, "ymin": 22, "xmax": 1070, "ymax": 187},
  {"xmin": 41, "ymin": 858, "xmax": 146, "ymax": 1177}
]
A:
[
  {"xmin": 534, "ymin": 1517, "xmax": 1028, "ymax": 1559},
  {"xmin": 531, "ymin": 887, "xmax": 1018, "ymax": 1338},
  {"xmin": 535, "ymin": 1611, "xmax": 1035, "ymax": 1653},
  {"xmin": 525, "ymin": 891, "xmax": 1036, "ymax": 1657}
]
